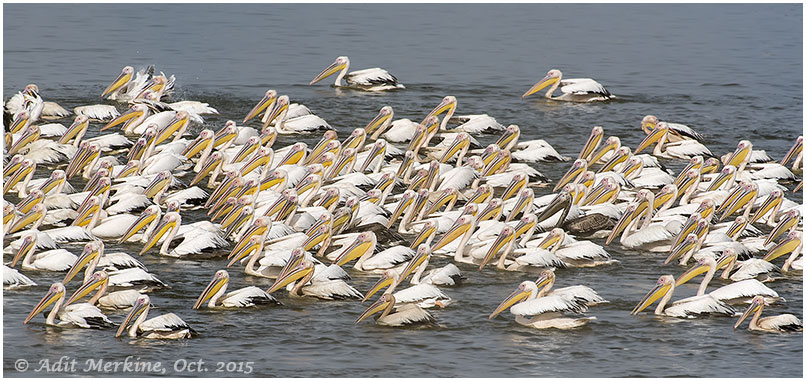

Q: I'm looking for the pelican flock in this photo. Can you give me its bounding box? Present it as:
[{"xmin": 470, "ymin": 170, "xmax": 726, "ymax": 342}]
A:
[{"xmin": 4, "ymin": 60, "xmax": 802, "ymax": 349}]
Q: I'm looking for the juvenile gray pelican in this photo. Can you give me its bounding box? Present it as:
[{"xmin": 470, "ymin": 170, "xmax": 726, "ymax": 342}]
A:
[
  {"xmin": 734, "ymin": 295, "xmax": 802, "ymax": 333},
  {"xmin": 193, "ymin": 270, "xmax": 279, "ymax": 309},
  {"xmin": 24, "ymin": 282, "xmax": 113, "ymax": 328},
  {"xmin": 309, "ymin": 56, "xmax": 404, "ymax": 91},
  {"xmin": 116, "ymin": 295, "xmax": 195, "ymax": 339},
  {"xmin": 522, "ymin": 69, "xmax": 613, "ymax": 102}
]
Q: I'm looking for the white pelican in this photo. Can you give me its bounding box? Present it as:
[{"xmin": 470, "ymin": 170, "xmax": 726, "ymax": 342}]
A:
[
  {"xmin": 309, "ymin": 56, "xmax": 404, "ymax": 91},
  {"xmin": 263, "ymin": 95, "xmax": 331, "ymax": 134},
  {"xmin": 193, "ymin": 270, "xmax": 280, "ymax": 309},
  {"xmin": 532, "ymin": 268, "xmax": 607, "ymax": 306},
  {"xmin": 116, "ymin": 295, "xmax": 195, "ymax": 339},
  {"xmin": 65, "ymin": 271, "xmax": 143, "ymax": 309},
  {"xmin": 488, "ymin": 280, "xmax": 596, "ymax": 329},
  {"xmin": 362, "ymin": 268, "xmax": 452, "ymax": 309},
  {"xmin": 267, "ymin": 260, "xmax": 363, "ymax": 300},
  {"xmin": 640, "ymin": 115, "xmax": 704, "ymax": 143},
  {"xmin": 675, "ymin": 256, "xmax": 780, "ymax": 305},
  {"xmin": 734, "ymin": 295, "xmax": 802, "ymax": 333},
  {"xmin": 762, "ymin": 231, "xmax": 802, "ymax": 272},
  {"xmin": 354, "ymin": 294, "xmax": 436, "ymax": 327},
  {"xmin": 631, "ymin": 275, "xmax": 735, "ymax": 318},
  {"xmin": 140, "ymin": 212, "xmax": 227, "ymax": 257},
  {"xmin": 101, "ymin": 66, "xmax": 151, "ymax": 101},
  {"xmin": 522, "ymin": 69, "xmax": 613, "ymax": 102},
  {"xmin": 634, "ymin": 122, "xmax": 712, "ymax": 159},
  {"xmin": 23, "ymin": 283, "xmax": 113, "ymax": 328},
  {"xmin": 331, "ymin": 231, "xmax": 415, "ymax": 272},
  {"xmin": 10, "ymin": 232, "xmax": 76, "ymax": 272},
  {"xmin": 61, "ymin": 241, "xmax": 161, "ymax": 288}
]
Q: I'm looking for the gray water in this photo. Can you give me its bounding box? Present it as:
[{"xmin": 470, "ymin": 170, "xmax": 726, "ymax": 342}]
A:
[{"xmin": 3, "ymin": 4, "xmax": 803, "ymax": 378}]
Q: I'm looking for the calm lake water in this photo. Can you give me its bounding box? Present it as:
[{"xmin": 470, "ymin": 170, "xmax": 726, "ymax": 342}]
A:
[{"xmin": 3, "ymin": 3, "xmax": 803, "ymax": 378}]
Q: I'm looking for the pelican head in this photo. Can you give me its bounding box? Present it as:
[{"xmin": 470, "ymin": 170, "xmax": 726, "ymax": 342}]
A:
[
  {"xmin": 363, "ymin": 269, "xmax": 398, "ymax": 302},
  {"xmin": 267, "ymin": 261, "xmax": 315, "ymax": 294},
  {"xmin": 725, "ymin": 140, "xmax": 752, "ymax": 168},
  {"xmin": 762, "ymin": 231, "xmax": 802, "ymax": 263},
  {"xmin": 24, "ymin": 283, "xmax": 66, "ymax": 324},
  {"xmin": 365, "ymin": 106, "xmax": 394, "ymax": 136},
  {"xmin": 310, "ymin": 56, "xmax": 349, "ymax": 85},
  {"xmin": 9, "ymin": 110, "xmax": 30, "ymax": 133},
  {"xmin": 425, "ymin": 96, "xmax": 458, "ymax": 120},
  {"xmin": 554, "ymin": 159, "xmax": 588, "ymax": 192},
  {"xmin": 631, "ymin": 275, "xmax": 674, "ymax": 315},
  {"xmin": 193, "ymin": 270, "xmax": 230, "ymax": 309},
  {"xmin": 675, "ymin": 256, "xmax": 716, "ymax": 287},
  {"xmin": 478, "ymin": 226, "xmax": 514, "ymax": 271},
  {"xmin": 734, "ymin": 295, "xmax": 766, "ymax": 329},
  {"xmin": 66, "ymin": 271, "xmax": 109, "ymax": 305},
  {"xmin": 140, "ymin": 212, "xmax": 180, "ymax": 255},
  {"xmin": 640, "ymin": 115, "xmax": 659, "ymax": 134},
  {"xmin": 62, "ymin": 241, "xmax": 103, "ymax": 285},
  {"xmin": 665, "ymin": 234, "xmax": 698, "ymax": 265},
  {"xmin": 7, "ymin": 203, "xmax": 46, "ymax": 234},
  {"xmin": 101, "ymin": 66, "xmax": 134, "ymax": 98},
  {"xmin": 116, "ymin": 295, "xmax": 151, "ymax": 338},
  {"xmin": 522, "ymin": 69, "xmax": 562, "ymax": 98},
  {"xmin": 355, "ymin": 294, "xmax": 395, "ymax": 324},
  {"xmin": 334, "ymin": 232, "xmax": 376, "ymax": 266},
  {"xmin": 634, "ymin": 122, "xmax": 670, "ymax": 154},
  {"xmin": 432, "ymin": 215, "xmax": 474, "ymax": 252},
  {"xmin": 765, "ymin": 209, "xmax": 800, "ymax": 246},
  {"xmin": 606, "ymin": 203, "xmax": 638, "ymax": 246},
  {"xmin": 243, "ymin": 89, "xmax": 278, "ymax": 123},
  {"xmin": 489, "ymin": 281, "xmax": 538, "ymax": 319}
]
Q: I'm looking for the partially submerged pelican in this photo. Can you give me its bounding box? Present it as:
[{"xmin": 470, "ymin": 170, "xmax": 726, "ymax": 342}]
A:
[
  {"xmin": 522, "ymin": 69, "xmax": 614, "ymax": 102},
  {"xmin": 309, "ymin": 56, "xmax": 404, "ymax": 91}
]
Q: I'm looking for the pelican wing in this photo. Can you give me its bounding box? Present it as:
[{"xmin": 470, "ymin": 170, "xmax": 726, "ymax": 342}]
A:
[
  {"xmin": 222, "ymin": 286, "xmax": 279, "ymax": 307},
  {"xmin": 729, "ymin": 259, "xmax": 778, "ymax": 281},
  {"xmin": 167, "ymin": 101, "xmax": 219, "ymax": 115},
  {"xmin": 303, "ymin": 279, "xmax": 363, "ymax": 300},
  {"xmin": 345, "ymin": 68, "xmax": 399, "ymax": 87},
  {"xmin": 419, "ymin": 264, "xmax": 464, "ymax": 286},
  {"xmin": 141, "ymin": 313, "xmax": 193, "ymax": 333},
  {"xmin": 361, "ymin": 246, "xmax": 415, "ymax": 270},
  {"xmin": 760, "ymin": 314, "xmax": 803, "ymax": 332},
  {"xmin": 33, "ymin": 249, "xmax": 76, "ymax": 271},
  {"xmin": 512, "ymin": 140, "xmax": 568, "ymax": 162},
  {"xmin": 99, "ymin": 252, "xmax": 147, "ymax": 271},
  {"xmin": 106, "ymin": 194, "xmax": 150, "ymax": 215},
  {"xmin": 99, "ymin": 290, "xmax": 142, "ymax": 309},
  {"xmin": 37, "ymin": 123, "xmax": 68, "ymax": 137},
  {"xmin": 108, "ymin": 268, "xmax": 165, "ymax": 287},
  {"xmin": 556, "ymin": 241, "xmax": 611, "ymax": 261},
  {"xmin": 394, "ymin": 284, "xmax": 449, "ymax": 305},
  {"xmin": 665, "ymin": 294, "xmax": 735, "ymax": 317},
  {"xmin": 380, "ymin": 304, "xmax": 435, "ymax": 326},
  {"xmin": 42, "ymin": 101, "xmax": 72, "ymax": 118},
  {"xmin": 60, "ymin": 303, "xmax": 113, "ymax": 328},
  {"xmin": 448, "ymin": 114, "xmax": 505, "ymax": 134},
  {"xmin": 164, "ymin": 187, "xmax": 208, "ymax": 205},
  {"xmin": 172, "ymin": 231, "xmax": 228, "ymax": 256},
  {"xmin": 510, "ymin": 294, "xmax": 586, "ymax": 316},
  {"xmin": 74, "ymin": 105, "xmax": 121, "ymax": 120},
  {"xmin": 3, "ymin": 265, "xmax": 36, "ymax": 288},
  {"xmin": 551, "ymin": 286, "xmax": 607, "ymax": 306},
  {"xmin": 709, "ymin": 279, "xmax": 779, "ymax": 302},
  {"xmin": 666, "ymin": 122, "xmax": 704, "ymax": 142},
  {"xmin": 513, "ymin": 248, "xmax": 568, "ymax": 269},
  {"xmin": 312, "ymin": 264, "xmax": 351, "ymax": 281},
  {"xmin": 559, "ymin": 78, "xmax": 611, "ymax": 96}
]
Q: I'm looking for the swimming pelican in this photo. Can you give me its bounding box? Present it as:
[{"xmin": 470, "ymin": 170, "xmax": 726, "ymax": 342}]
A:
[
  {"xmin": 488, "ymin": 280, "xmax": 596, "ymax": 329},
  {"xmin": 675, "ymin": 256, "xmax": 780, "ymax": 305},
  {"xmin": 9, "ymin": 231, "xmax": 76, "ymax": 271},
  {"xmin": 193, "ymin": 270, "xmax": 280, "ymax": 309},
  {"xmin": 631, "ymin": 275, "xmax": 735, "ymax": 318},
  {"xmin": 640, "ymin": 115, "xmax": 704, "ymax": 142},
  {"xmin": 522, "ymin": 69, "xmax": 613, "ymax": 102},
  {"xmin": 65, "ymin": 271, "xmax": 144, "ymax": 309},
  {"xmin": 24, "ymin": 282, "xmax": 113, "ymax": 328},
  {"xmin": 734, "ymin": 295, "xmax": 802, "ymax": 333},
  {"xmin": 267, "ymin": 260, "xmax": 363, "ymax": 300},
  {"xmin": 362, "ymin": 268, "xmax": 452, "ymax": 309},
  {"xmin": 634, "ymin": 122, "xmax": 712, "ymax": 159},
  {"xmin": 354, "ymin": 294, "xmax": 436, "ymax": 326},
  {"xmin": 116, "ymin": 295, "xmax": 195, "ymax": 339},
  {"xmin": 309, "ymin": 56, "xmax": 404, "ymax": 91}
]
